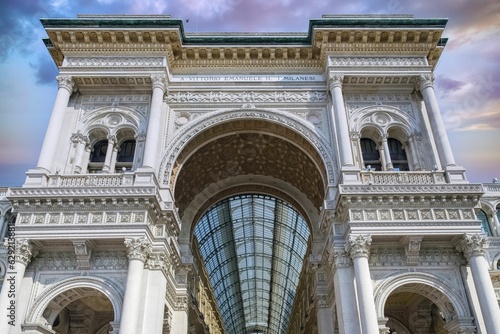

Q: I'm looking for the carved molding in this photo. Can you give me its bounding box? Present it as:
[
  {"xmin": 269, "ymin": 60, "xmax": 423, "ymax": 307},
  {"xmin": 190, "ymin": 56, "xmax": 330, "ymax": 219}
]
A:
[
  {"xmin": 330, "ymin": 56, "xmax": 427, "ymax": 67},
  {"xmin": 167, "ymin": 90, "xmax": 328, "ymax": 104},
  {"xmin": 349, "ymin": 208, "xmax": 475, "ymax": 222},
  {"xmin": 401, "ymin": 236, "xmax": 422, "ymax": 265},
  {"xmin": 73, "ymin": 240, "xmax": 92, "ymax": 269},
  {"xmin": 65, "ymin": 56, "xmax": 165, "ymax": 68},
  {"xmin": 124, "ymin": 237, "xmax": 152, "ymax": 262}
]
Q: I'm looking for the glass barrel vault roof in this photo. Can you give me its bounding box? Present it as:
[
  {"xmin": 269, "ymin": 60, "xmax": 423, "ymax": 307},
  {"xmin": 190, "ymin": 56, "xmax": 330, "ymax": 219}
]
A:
[{"xmin": 194, "ymin": 194, "xmax": 310, "ymax": 334}]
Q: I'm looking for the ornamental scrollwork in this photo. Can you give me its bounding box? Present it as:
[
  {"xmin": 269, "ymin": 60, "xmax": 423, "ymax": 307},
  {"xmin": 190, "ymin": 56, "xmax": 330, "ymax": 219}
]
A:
[
  {"xmin": 124, "ymin": 237, "xmax": 152, "ymax": 262},
  {"xmin": 346, "ymin": 235, "xmax": 372, "ymax": 259}
]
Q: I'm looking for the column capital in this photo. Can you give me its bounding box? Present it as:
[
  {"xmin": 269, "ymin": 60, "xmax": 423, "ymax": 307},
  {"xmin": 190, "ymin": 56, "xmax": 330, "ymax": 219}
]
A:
[
  {"xmin": 151, "ymin": 74, "xmax": 167, "ymax": 91},
  {"xmin": 327, "ymin": 73, "xmax": 344, "ymax": 90},
  {"xmin": 8, "ymin": 238, "xmax": 35, "ymax": 265},
  {"xmin": 70, "ymin": 132, "xmax": 89, "ymax": 145},
  {"xmin": 456, "ymin": 234, "xmax": 486, "ymax": 259},
  {"xmin": 145, "ymin": 252, "xmax": 171, "ymax": 273},
  {"xmin": 346, "ymin": 235, "xmax": 372, "ymax": 259},
  {"xmin": 56, "ymin": 75, "xmax": 74, "ymax": 92},
  {"xmin": 419, "ymin": 73, "xmax": 435, "ymax": 90},
  {"xmin": 124, "ymin": 237, "xmax": 152, "ymax": 262}
]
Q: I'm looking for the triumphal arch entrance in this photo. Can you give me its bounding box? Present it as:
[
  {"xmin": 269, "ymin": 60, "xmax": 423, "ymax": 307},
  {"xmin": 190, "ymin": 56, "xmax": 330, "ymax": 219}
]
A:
[{"xmin": 1, "ymin": 13, "xmax": 499, "ymax": 334}]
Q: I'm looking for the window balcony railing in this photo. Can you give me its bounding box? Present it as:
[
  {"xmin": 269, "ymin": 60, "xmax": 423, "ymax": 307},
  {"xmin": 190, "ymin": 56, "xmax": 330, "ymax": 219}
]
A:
[
  {"xmin": 360, "ymin": 171, "xmax": 446, "ymax": 185},
  {"xmin": 47, "ymin": 173, "xmax": 135, "ymax": 187}
]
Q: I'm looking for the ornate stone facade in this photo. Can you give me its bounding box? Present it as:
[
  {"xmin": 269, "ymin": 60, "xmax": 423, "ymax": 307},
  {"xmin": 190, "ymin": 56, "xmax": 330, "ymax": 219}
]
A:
[{"xmin": 0, "ymin": 14, "xmax": 499, "ymax": 334}]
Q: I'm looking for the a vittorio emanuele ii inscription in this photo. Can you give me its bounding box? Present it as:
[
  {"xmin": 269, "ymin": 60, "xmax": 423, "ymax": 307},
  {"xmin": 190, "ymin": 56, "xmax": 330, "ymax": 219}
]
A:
[{"xmin": 172, "ymin": 74, "xmax": 324, "ymax": 82}]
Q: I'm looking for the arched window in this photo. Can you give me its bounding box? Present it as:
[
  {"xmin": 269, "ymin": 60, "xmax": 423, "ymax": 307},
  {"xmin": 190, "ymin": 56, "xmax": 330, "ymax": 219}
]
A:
[
  {"xmin": 88, "ymin": 139, "xmax": 108, "ymax": 173},
  {"xmin": 360, "ymin": 138, "xmax": 381, "ymax": 171},
  {"xmin": 116, "ymin": 139, "xmax": 136, "ymax": 172},
  {"xmin": 477, "ymin": 210, "xmax": 493, "ymax": 236},
  {"xmin": 388, "ymin": 138, "xmax": 408, "ymax": 171}
]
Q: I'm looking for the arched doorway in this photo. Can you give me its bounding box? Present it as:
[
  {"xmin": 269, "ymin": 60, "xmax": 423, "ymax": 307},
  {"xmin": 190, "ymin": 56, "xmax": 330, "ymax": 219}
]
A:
[
  {"xmin": 42, "ymin": 287, "xmax": 115, "ymax": 334},
  {"xmin": 168, "ymin": 115, "xmax": 330, "ymax": 333},
  {"xmin": 375, "ymin": 275, "xmax": 476, "ymax": 334},
  {"xmin": 384, "ymin": 290, "xmax": 447, "ymax": 333}
]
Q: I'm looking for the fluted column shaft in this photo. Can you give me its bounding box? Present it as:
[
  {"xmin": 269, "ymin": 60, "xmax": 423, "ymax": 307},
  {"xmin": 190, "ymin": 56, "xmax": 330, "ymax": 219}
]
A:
[
  {"xmin": 328, "ymin": 73, "xmax": 354, "ymax": 167},
  {"xmin": 347, "ymin": 235, "xmax": 379, "ymax": 334},
  {"xmin": 37, "ymin": 75, "xmax": 73, "ymax": 172},
  {"xmin": 119, "ymin": 238, "xmax": 152, "ymax": 334},
  {"xmin": 457, "ymin": 234, "xmax": 500, "ymax": 334},
  {"xmin": 142, "ymin": 75, "xmax": 166, "ymax": 169},
  {"xmin": 0, "ymin": 239, "xmax": 34, "ymax": 334},
  {"xmin": 420, "ymin": 74, "xmax": 456, "ymax": 167}
]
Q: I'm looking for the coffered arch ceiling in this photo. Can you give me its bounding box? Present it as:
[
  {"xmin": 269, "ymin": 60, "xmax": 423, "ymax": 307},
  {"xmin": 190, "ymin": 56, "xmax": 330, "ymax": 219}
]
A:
[{"xmin": 171, "ymin": 119, "xmax": 328, "ymax": 222}]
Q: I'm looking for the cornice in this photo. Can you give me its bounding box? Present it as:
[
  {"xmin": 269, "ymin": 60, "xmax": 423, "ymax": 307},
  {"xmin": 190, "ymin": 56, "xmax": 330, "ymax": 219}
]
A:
[{"xmin": 41, "ymin": 15, "xmax": 447, "ymax": 69}]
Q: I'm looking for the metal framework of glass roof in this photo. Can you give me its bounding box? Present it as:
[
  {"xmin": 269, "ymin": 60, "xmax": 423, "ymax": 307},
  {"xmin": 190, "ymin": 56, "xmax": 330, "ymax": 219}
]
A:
[{"xmin": 194, "ymin": 194, "xmax": 310, "ymax": 334}]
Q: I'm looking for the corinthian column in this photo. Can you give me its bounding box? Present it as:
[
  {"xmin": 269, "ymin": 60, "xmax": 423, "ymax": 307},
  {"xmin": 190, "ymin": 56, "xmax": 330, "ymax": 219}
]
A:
[
  {"xmin": 456, "ymin": 234, "xmax": 500, "ymax": 334},
  {"xmin": 37, "ymin": 75, "xmax": 74, "ymax": 172},
  {"xmin": 119, "ymin": 237, "xmax": 152, "ymax": 334},
  {"xmin": 142, "ymin": 74, "xmax": 167, "ymax": 170},
  {"xmin": 346, "ymin": 235, "xmax": 379, "ymax": 334},
  {"xmin": 328, "ymin": 73, "xmax": 354, "ymax": 167},
  {"xmin": 0, "ymin": 239, "xmax": 34, "ymax": 334},
  {"xmin": 419, "ymin": 74, "xmax": 456, "ymax": 168}
]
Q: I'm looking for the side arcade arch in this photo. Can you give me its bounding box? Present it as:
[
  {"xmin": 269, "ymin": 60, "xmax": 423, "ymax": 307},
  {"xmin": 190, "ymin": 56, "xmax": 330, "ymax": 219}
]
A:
[
  {"xmin": 24, "ymin": 276, "xmax": 124, "ymax": 328},
  {"xmin": 374, "ymin": 272, "xmax": 473, "ymax": 328}
]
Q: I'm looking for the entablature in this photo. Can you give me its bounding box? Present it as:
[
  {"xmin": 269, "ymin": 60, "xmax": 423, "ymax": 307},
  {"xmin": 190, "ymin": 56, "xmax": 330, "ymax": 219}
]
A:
[{"xmin": 41, "ymin": 14, "xmax": 448, "ymax": 71}]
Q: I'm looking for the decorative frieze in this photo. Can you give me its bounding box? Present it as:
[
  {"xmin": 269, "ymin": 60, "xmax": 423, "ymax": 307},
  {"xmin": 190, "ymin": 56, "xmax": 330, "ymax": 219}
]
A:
[
  {"xmin": 329, "ymin": 56, "xmax": 427, "ymax": 67},
  {"xmin": 16, "ymin": 211, "xmax": 148, "ymax": 225},
  {"xmin": 349, "ymin": 208, "xmax": 475, "ymax": 222},
  {"xmin": 64, "ymin": 56, "xmax": 165, "ymax": 68},
  {"xmin": 167, "ymin": 90, "xmax": 327, "ymax": 104},
  {"xmin": 30, "ymin": 251, "xmax": 129, "ymax": 271},
  {"xmin": 340, "ymin": 183, "xmax": 483, "ymax": 195},
  {"xmin": 368, "ymin": 247, "xmax": 463, "ymax": 267}
]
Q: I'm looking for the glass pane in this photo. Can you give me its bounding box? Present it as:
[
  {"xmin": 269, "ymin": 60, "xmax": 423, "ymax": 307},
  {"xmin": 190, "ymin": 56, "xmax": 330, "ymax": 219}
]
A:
[{"xmin": 194, "ymin": 194, "xmax": 310, "ymax": 334}]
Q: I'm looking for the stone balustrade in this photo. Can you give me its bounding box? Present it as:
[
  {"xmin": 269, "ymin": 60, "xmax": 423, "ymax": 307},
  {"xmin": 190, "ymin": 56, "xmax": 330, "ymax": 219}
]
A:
[
  {"xmin": 360, "ymin": 171, "xmax": 446, "ymax": 185},
  {"xmin": 47, "ymin": 173, "xmax": 134, "ymax": 187}
]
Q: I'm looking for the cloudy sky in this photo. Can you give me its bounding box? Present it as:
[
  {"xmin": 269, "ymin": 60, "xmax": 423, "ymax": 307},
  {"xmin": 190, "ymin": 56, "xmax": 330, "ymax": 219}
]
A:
[{"xmin": 0, "ymin": 0, "xmax": 499, "ymax": 186}]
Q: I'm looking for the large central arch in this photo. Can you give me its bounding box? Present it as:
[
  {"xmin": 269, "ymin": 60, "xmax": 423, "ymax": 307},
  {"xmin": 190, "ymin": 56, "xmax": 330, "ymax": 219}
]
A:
[{"xmin": 163, "ymin": 108, "xmax": 334, "ymax": 333}]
